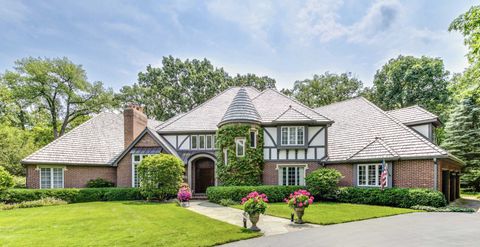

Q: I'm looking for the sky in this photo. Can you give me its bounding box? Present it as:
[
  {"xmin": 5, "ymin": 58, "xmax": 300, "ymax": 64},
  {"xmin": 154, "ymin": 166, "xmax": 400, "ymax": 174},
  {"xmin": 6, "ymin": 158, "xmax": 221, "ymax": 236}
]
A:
[{"xmin": 0, "ymin": 0, "xmax": 476, "ymax": 90}]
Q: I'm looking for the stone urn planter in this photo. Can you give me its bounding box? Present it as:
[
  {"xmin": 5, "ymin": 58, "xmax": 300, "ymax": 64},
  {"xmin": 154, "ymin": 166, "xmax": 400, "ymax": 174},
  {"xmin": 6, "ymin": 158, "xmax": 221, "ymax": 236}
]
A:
[
  {"xmin": 180, "ymin": 201, "xmax": 190, "ymax": 207},
  {"xmin": 249, "ymin": 213, "xmax": 261, "ymax": 231},
  {"xmin": 294, "ymin": 207, "xmax": 305, "ymax": 224}
]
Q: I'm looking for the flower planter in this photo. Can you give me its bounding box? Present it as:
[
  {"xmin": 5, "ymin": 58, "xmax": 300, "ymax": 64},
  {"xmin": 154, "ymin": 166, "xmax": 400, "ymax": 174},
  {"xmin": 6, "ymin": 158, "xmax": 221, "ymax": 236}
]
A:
[
  {"xmin": 249, "ymin": 213, "xmax": 261, "ymax": 231},
  {"xmin": 180, "ymin": 201, "xmax": 190, "ymax": 207},
  {"xmin": 294, "ymin": 207, "xmax": 305, "ymax": 224}
]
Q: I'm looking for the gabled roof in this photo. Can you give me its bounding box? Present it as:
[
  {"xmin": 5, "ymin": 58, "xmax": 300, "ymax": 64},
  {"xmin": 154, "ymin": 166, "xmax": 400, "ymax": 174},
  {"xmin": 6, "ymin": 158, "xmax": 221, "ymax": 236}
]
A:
[
  {"xmin": 218, "ymin": 88, "xmax": 261, "ymax": 126},
  {"xmin": 315, "ymin": 97, "xmax": 448, "ymax": 162},
  {"xmin": 387, "ymin": 105, "xmax": 441, "ymax": 126},
  {"xmin": 347, "ymin": 137, "xmax": 399, "ymax": 161},
  {"xmin": 252, "ymin": 88, "xmax": 333, "ymax": 124},
  {"xmin": 22, "ymin": 112, "xmax": 162, "ymax": 166},
  {"xmin": 273, "ymin": 106, "xmax": 315, "ymax": 123}
]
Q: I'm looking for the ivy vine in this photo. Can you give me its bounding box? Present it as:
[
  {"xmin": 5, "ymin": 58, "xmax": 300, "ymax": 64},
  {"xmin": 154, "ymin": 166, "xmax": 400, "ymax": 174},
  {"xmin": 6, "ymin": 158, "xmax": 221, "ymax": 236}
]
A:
[{"xmin": 215, "ymin": 124, "xmax": 264, "ymax": 186}]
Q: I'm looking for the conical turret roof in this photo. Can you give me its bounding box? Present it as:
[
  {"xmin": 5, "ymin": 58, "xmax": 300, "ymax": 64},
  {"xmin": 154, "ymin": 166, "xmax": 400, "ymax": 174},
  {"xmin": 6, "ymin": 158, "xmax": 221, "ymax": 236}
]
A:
[{"xmin": 218, "ymin": 87, "xmax": 261, "ymax": 126}]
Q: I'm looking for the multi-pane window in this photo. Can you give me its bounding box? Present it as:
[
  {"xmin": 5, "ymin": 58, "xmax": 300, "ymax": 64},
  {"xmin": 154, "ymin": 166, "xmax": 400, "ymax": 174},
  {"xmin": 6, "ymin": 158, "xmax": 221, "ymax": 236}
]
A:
[
  {"xmin": 279, "ymin": 166, "xmax": 305, "ymax": 186},
  {"xmin": 40, "ymin": 167, "xmax": 64, "ymax": 189},
  {"xmin": 223, "ymin": 148, "xmax": 228, "ymax": 165},
  {"xmin": 357, "ymin": 164, "xmax": 384, "ymax": 187},
  {"xmin": 280, "ymin": 126, "xmax": 305, "ymax": 145},
  {"xmin": 235, "ymin": 138, "xmax": 246, "ymax": 157},
  {"xmin": 191, "ymin": 135, "xmax": 215, "ymax": 150},
  {"xmin": 250, "ymin": 130, "xmax": 257, "ymax": 148},
  {"xmin": 132, "ymin": 154, "xmax": 150, "ymax": 188}
]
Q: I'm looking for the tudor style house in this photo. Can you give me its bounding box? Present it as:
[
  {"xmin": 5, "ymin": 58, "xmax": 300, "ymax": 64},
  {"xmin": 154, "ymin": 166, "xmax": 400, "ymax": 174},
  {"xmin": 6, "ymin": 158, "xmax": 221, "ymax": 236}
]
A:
[{"xmin": 22, "ymin": 87, "xmax": 463, "ymax": 201}]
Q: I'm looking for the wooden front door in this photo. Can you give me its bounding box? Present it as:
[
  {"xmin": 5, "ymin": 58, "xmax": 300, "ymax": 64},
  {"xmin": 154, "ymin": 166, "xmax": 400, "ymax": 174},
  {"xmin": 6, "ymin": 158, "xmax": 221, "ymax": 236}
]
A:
[{"xmin": 194, "ymin": 158, "xmax": 214, "ymax": 193}]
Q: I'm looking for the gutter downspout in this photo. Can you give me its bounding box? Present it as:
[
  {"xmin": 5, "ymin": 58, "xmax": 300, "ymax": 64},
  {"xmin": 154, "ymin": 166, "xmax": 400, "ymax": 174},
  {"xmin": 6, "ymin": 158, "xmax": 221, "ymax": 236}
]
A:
[{"xmin": 433, "ymin": 158, "xmax": 438, "ymax": 191}]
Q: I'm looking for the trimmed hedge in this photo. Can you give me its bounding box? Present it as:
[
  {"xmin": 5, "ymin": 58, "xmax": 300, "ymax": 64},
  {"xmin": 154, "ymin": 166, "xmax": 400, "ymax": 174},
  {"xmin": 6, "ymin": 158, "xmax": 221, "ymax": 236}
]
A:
[
  {"xmin": 206, "ymin": 185, "xmax": 305, "ymax": 203},
  {"xmin": 337, "ymin": 187, "xmax": 447, "ymax": 208},
  {"xmin": 0, "ymin": 188, "xmax": 146, "ymax": 204}
]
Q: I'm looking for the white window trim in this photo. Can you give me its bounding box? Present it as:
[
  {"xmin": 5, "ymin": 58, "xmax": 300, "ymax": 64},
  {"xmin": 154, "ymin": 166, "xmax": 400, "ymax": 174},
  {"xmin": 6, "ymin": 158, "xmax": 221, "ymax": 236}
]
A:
[
  {"xmin": 132, "ymin": 154, "xmax": 151, "ymax": 188},
  {"xmin": 235, "ymin": 137, "xmax": 246, "ymax": 157},
  {"xmin": 38, "ymin": 166, "xmax": 65, "ymax": 189},
  {"xmin": 223, "ymin": 148, "xmax": 228, "ymax": 165},
  {"xmin": 276, "ymin": 164, "xmax": 308, "ymax": 186},
  {"xmin": 250, "ymin": 129, "xmax": 257, "ymax": 148},
  {"xmin": 280, "ymin": 126, "xmax": 305, "ymax": 146},
  {"xmin": 357, "ymin": 164, "xmax": 385, "ymax": 187},
  {"xmin": 191, "ymin": 134, "xmax": 215, "ymax": 150}
]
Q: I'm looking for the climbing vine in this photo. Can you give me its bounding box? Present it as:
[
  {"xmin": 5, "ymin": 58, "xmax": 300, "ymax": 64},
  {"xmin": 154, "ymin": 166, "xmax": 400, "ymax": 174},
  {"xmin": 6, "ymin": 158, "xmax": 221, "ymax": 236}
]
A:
[{"xmin": 215, "ymin": 124, "xmax": 264, "ymax": 186}]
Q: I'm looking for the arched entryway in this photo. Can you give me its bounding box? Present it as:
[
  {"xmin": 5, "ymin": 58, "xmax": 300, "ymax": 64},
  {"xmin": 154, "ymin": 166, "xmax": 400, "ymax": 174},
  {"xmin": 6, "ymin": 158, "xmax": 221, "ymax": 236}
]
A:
[{"xmin": 188, "ymin": 154, "xmax": 216, "ymax": 194}]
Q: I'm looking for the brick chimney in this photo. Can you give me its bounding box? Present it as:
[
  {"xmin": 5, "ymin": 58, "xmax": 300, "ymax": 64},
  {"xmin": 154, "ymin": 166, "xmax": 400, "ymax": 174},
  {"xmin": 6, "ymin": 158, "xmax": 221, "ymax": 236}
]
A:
[{"xmin": 124, "ymin": 103, "xmax": 148, "ymax": 148}]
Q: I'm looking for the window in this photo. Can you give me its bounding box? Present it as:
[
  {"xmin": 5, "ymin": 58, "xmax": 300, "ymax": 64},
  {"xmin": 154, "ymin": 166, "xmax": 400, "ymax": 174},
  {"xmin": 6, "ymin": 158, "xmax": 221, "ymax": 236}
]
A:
[
  {"xmin": 357, "ymin": 164, "xmax": 385, "ymax": 187},
  {"xmin": 223, "ymin": 148, "xmax": 228, "ymax": 165},
  {"xmin": 250, "ymin": 130, "xmax": 257, "ymax": 148},
  {"xmin": 191, "ymin": 135, "xmax": 215, "ymax": 150},
  {"xmin": 278, "ymin": 166, "xmax": 306, "ymax": 186},
  {"xmin": 40, "ymin": 167, "xmax": 64, "ymax": 189},
  {"xmin": 235, "ymin": 138, "xmax": 246, "ymax": 157},
  {"xmin": 280, "ymin": 126, "xmax": 305, "ymax": 146},
  {"xmin": 132, "ymin": 154, "xmax": 150, "ymax": 187}
]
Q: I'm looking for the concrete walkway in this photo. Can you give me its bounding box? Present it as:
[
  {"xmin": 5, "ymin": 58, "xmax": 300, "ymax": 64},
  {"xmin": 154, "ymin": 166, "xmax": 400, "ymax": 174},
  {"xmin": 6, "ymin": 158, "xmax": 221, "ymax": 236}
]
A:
[{"xmin": 187, "ymin": 201, "xmax": 319, "ymax": 236}]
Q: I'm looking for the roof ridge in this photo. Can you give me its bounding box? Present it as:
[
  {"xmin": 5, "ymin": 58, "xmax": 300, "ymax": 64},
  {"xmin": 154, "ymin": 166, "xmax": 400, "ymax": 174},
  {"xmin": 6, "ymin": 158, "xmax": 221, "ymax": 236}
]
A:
[
  {"xmin": 358, "ymin": 97, "xmax": 447, "ymax": 155},
  {"xmin": 274, "ymin": 105, "xmax": 314, "ymax": 121},
  {"xmin": 314, "ymin": 96, "xmax": 363, "ymax": 111},
  {"xmin": 347, "ymin": 138, "xmax": 378, "ymax": 160},
  {"xmin": 347, "ymin": 137, "xmax": 399, "ymax": 160},
  {"xmin": 259, "ymin": 88, "xmax": 333, "ymax": 122},
  {"xmin": 22, "ymin": 112, "xmax": 119, "ymax": 162},
  {"xmin": 375, "ymin": 137, "xmax": 399, "ymax": 157},
  {"xmin": 157, "ymin": 87, "xmax": 237, "ymax": 131}
]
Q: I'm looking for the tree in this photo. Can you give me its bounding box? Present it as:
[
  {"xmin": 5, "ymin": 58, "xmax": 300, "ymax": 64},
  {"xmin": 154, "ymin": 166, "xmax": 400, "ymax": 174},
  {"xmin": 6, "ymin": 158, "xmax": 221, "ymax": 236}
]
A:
[
  {"xmin": 449, "ymin": 5, "xmax": 480, "ymax": 64},
  {"xmin": 442, "ymin": 95, "xmax": 480, "ymax": 170},
  {"xmin": 282, "ymin": 72, "xmax": 363, "ymax": 108},
  {"xmin": 137, "ymin": 154, "xmax": 184, "ymax": 201},
  {"xmin": 0, "ymin": 125, "xmax": 39, "ymax": 176},
  {"xmin": 370, "ymin": 55, "xmax": 451, "ymax": 118},
  {"xmin": 119, "ymin": 56, "xmax": 276, "ymax": 121},
  {"xmin": 0, "ymin": 166, "xmax": 14, "ymax": 191},
  {"xmin": 2, "ymin": 57, "xmax": 116, "ymax": 139}
]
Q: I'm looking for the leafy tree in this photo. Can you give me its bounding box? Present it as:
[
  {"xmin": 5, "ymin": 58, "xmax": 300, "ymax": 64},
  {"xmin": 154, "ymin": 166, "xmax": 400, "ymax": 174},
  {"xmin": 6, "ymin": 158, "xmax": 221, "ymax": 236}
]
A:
[
  {"xmin": 442, "ymin": 95, "xmax": 480, "ymax": 170},
  {"xmin": 119, "ymin": 56, "xmax": 276, "ymax": 121},
  {"xmin": 449, "ymin": 5, "xmax": 480, "ymax": 64},
  {"xmin": 137, "ymin": 154, "xmax": 184, "ymax": 201},
  {"xmin": 282, "ymin": 72, "xmax": 363, "ymax": 108},
  {"xmin": 0, "ymin": 125, "xmax": 38, "ymax": 176},
  {"xmin": 0, "ymin": 166, "xmax": 14, "ymax": 191},
  {"xmin": 2, "ymin": 57, "xmax": 116, "ymax": 139},
  {"xmin": 371, "ymin": 55, "xmax": 451, "ymax": 118}
]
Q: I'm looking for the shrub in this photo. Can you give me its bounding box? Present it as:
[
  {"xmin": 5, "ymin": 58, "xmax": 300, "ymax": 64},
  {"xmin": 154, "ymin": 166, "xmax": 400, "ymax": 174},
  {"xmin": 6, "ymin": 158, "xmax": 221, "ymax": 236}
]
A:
[
  {"xmin": 0, "ymin": 188, "xmax": 146, "ymax": 204},
  {"xmin": 206, "ymin": 185, "xmax": 304, "ymax": 203},
  {"xmin": 86, "ymin": 178, "xmax": 115, "ymax": 188},
  {"xmin": 0, "ymin": 166, "xmax": 14, "ymax": 191},
  {"xmin": 305, "ymin": 168, "xmax": 343, "ymax": 199},
  {"xmin": 411, "ymin": 205, "xmax": 476, "ymax": 213},
  {"xmin": 12, "ymin": 176, "xmax": 26, "ymax": 188},
  {"xmin": 137, "ymin": 154, "xmax": 184, "ymax": 201},
  {"xmin": 219, "ymin": 198, "xmax": 238, "ymax": 206},
  {"xmin": 1, "ymin": 197, "xmax": 67, "ymax": 210},
  {"xmin": 337, "ymin": 187, "xmax": 447, "ymax": 208}
]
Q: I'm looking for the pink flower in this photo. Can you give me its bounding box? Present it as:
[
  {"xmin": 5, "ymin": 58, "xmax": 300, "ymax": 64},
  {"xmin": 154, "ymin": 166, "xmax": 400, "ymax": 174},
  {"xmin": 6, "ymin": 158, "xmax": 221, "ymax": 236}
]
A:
[
  {"xmin": 299, "ymin": 202, "xmax": 303, "ymax": 207},
  {"xmin": 308, "ymin": 199, "xmax": 313, "ymax": 204}
]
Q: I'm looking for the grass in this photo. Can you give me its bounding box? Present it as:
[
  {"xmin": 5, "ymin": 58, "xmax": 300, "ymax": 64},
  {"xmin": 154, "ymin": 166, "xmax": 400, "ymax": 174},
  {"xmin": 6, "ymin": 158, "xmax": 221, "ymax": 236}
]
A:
[
  {"xmin": 0, "ymin": 201, "xmax": 260, "ymax": 247},
  {"xmin": 232, "ymin": 202, "xmax": 418, "ymax": 225}
]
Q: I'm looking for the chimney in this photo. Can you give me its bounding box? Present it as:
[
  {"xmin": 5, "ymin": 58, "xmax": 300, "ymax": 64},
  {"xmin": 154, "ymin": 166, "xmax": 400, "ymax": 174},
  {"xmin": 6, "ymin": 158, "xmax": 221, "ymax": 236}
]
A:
[{"xmin": 124, "ymin": 103, "xmax": 148, "ymax": 148}]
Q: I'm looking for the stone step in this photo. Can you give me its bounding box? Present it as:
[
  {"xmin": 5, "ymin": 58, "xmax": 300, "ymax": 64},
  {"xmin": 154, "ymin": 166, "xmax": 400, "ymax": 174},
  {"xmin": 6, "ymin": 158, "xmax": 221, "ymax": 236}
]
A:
[{"xmin": 192, "ymin": 194, "xmax": 208, "ymax": 200}]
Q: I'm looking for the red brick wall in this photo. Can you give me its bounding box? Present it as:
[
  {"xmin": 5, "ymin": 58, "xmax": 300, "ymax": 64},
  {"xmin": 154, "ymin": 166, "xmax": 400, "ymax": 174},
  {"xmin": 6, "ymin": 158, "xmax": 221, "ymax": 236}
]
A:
[
  {"xmin": 393, "ymin": 159, "xmax": 434, "ymax": 188},
  {"xmin": 262, "ymin": 163, "xmax": 320, "ymax": 185},
  {"xmin": 134, "ymin": 134, "xmax": 159, "ymax": 147},
  {"xmin": 123, "ymin": 107, "xmax": 147, "ymax": 148},
  {"xmin": 26, "ymin": 164, "xmax": 116, "ymax": 188},
  {"xmin": 326, "ymin": 164, "xmax": 354, "ymax": 186}
]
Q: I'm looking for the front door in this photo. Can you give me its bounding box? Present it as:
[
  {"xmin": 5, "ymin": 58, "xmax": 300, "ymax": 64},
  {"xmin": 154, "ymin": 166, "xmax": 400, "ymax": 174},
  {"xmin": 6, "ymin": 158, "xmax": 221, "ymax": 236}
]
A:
[{"xmin": 194, "ymin": 158, "xmax": 214, "ymax": 193}]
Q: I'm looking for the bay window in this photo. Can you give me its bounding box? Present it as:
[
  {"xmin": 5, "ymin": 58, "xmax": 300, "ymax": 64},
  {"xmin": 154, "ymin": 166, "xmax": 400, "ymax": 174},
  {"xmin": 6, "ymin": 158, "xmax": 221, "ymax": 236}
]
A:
[
  {"xmin": 280, "ymin": 126, "xmax": 305, "ymax": 146},
  {"xmin": 40, "ymin": 167, "xmax": 64, "ymax": 189},
  {"xmin": 357, "ymin": 164, "xmax": 384, "ymax": 187}
]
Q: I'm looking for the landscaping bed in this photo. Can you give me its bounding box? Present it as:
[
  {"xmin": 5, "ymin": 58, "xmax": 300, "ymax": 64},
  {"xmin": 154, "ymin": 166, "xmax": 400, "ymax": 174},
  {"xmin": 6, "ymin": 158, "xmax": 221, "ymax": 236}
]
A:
[
  {"xmin": 232, "ymin": 202, "xmax": 418, "ymax": 225},
  {"xmin": 0, "ymin": 201, "xmax": 260, "ymax": 246}
]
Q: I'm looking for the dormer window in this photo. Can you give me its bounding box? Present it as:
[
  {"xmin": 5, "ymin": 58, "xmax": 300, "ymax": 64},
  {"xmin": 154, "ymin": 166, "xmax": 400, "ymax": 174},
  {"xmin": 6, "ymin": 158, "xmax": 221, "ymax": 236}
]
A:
[{"xmin": 281, "ymin": 126, "xmax": 305, "ymax": 146}]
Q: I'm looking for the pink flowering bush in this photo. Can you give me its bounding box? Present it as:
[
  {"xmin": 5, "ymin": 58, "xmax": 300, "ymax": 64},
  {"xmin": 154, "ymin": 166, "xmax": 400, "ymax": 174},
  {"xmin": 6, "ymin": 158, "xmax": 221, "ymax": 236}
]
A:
[
  {"xmin": 285, "ymin": 189, "xmax": 314, "ymax": 208},
  {"xmin": 241, "ymin": 191, "xmax": 268, "ymax": 215},
  {"xmin": 177, "ymin": 184, "xmax": 192, "ymax": 202}
]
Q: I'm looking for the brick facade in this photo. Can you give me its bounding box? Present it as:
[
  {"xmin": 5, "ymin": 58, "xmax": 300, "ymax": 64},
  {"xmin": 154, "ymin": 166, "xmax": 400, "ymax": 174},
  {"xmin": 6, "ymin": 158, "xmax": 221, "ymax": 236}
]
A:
[
  {"xmin": 26, "ymin": 164, "xmax": 116, "ymax": 188},
  {"xmin": 123, "ymin": 105, "xmax": 148, "ymax": 148},
  {"xmin": 392, "ymin": 159, "xmax": 435, "ymax": 188},
  {"xmin": 326, "ymin": 164, "xmax": 354, "ymax": 186}
]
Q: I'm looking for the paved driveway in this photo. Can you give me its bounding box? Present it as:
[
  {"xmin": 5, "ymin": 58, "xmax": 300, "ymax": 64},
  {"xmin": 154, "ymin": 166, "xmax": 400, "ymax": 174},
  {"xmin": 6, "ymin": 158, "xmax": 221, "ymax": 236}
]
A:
[{"xmin": 223, "ymin": 212, "xmax": 480, "ymax": 247}]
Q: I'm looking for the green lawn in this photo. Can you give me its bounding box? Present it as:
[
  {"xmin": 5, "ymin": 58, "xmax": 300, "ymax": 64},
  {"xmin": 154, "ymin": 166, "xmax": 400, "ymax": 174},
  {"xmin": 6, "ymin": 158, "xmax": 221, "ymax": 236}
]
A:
[
  {"xmin": 0, "ymin": 201, "xmax": 260, "ymax": 247},
  {"xmin": 232, "ymin": 202, "xmax": 418, "ymax": 225}
]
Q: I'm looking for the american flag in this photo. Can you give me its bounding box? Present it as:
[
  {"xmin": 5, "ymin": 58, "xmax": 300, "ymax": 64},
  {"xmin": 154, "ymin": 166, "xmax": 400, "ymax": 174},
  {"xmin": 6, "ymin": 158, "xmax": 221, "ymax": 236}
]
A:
[{"xmin": 380, "ymin": 160, "xmax": 388, "ymax": 190}]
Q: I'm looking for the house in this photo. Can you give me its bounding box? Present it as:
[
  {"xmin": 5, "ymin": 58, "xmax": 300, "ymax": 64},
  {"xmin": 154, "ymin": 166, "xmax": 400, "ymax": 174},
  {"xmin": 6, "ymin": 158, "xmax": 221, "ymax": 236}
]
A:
[{"xmin": 21, "ymin": 87, "xmax": 463, "ymax": 201}]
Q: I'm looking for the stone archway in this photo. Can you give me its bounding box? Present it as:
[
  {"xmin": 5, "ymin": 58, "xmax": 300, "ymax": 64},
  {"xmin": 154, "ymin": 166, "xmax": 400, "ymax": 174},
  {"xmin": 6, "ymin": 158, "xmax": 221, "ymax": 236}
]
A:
[{"xmin": 188, "ymin": 154, "xmax": 216, "ymax": 194}]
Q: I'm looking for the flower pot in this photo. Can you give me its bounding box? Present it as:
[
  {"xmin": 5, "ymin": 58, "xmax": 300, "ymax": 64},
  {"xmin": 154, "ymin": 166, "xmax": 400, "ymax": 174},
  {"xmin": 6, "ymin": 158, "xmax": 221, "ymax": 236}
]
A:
[
  {"xmin": 294, "ymin": 207, "xmax": 305, "ymax": 224},
  {"xmin": 249, "ymin": 213, "xmax": 261, "ymax": 231},
  {"xmin": 181, "ymin": 201, "xmax": 190, "ymax": 207}
]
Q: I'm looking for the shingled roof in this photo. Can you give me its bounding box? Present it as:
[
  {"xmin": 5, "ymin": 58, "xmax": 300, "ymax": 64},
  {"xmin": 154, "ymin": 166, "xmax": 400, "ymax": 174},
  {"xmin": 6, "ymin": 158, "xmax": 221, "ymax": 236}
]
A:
[
  {"xmin": 315, "ymin": 97, "xmax": 448, "ymax": 162},
  {"xmin": 218, "ymin": 87, "xmax": 261, "ymax": 126},
  {"xmin": 387, "ymin": 105, "xmax": 441, "ymax": 126},
  {"xmin": 22, "ymin": 113, "xmax": 161, "ymax": 166}
]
